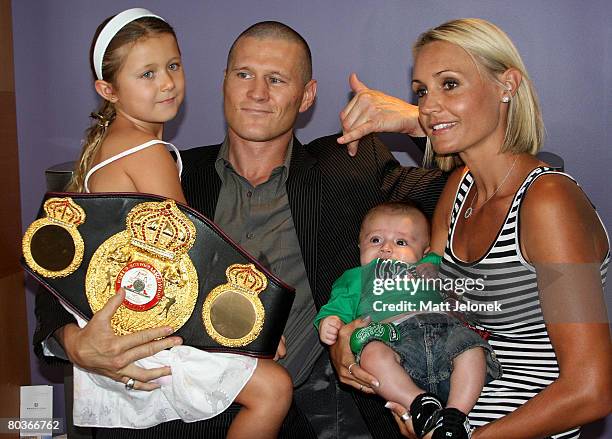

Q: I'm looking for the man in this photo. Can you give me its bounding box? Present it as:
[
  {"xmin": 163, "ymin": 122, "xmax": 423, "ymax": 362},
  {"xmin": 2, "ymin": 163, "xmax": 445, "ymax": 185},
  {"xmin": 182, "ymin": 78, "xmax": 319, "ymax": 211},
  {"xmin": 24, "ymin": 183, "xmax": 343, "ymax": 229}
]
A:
[{"xmin": 34, "ymin": 21, "xmax": 447, "ymax": 438}]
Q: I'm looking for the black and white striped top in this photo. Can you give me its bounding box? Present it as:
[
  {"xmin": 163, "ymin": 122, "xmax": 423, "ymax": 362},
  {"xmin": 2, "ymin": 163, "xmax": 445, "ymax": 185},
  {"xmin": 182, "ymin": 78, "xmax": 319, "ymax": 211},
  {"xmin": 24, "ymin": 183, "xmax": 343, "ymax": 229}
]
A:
[{"xmin": 440, "ymin": 166, "xmax": 609, "ymax": 439}]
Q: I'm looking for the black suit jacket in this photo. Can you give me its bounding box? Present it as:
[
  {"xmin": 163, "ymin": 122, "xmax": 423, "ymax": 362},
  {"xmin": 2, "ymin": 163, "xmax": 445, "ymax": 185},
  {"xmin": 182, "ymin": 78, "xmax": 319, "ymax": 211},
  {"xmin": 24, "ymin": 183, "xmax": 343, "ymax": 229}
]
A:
[
  {"xmin": 33, "ymin": 133, "xmax": 447, "ymax": 438},
  {"xmin": 180, "ymin": 133, "xmax": 447, "ymax": 437},
  {"xmin": 181, "ymin": 133, "xmax": 445, "ymax": 309}
]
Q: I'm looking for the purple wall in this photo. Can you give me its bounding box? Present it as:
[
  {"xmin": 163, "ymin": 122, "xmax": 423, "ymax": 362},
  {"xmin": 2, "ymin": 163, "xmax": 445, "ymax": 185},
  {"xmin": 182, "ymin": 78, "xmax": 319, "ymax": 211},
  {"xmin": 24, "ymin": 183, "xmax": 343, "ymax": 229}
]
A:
[{"xmin": 12, "ymin": 0, "xmax": 611, "ymax": 436}]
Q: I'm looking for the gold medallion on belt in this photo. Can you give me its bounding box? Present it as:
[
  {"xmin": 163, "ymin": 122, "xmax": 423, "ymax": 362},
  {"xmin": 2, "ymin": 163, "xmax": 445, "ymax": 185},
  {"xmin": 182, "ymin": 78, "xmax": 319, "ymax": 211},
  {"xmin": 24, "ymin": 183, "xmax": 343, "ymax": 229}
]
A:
[
  {"xmin": 22, "ymin": 197, "xmax": 86, "ymax": 278},
  {"xmin": 86, "ymin": 200, "xmax": 198, "ymax": 335},
  {"xmin": 203, "ymin": 263, "xmax": 267, "ymax": 347}
]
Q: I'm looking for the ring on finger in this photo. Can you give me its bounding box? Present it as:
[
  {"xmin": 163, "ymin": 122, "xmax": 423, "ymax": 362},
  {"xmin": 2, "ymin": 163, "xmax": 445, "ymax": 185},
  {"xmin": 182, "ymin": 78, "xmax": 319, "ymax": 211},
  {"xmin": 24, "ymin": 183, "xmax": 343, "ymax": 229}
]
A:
[
  {"xmin": 125, "ymin": 377, "xmax": 136, "ymax": 391},
  {"xmin": 400, "ymin": 411, "xmax": 411, "ymax": 422},
  {"xmin": 359, "ymin": 384, "xmax": 364, "ymax": 391},
  {"xmin": 347, "ymin": 362, "xmax": 357, "ymax": 375}
]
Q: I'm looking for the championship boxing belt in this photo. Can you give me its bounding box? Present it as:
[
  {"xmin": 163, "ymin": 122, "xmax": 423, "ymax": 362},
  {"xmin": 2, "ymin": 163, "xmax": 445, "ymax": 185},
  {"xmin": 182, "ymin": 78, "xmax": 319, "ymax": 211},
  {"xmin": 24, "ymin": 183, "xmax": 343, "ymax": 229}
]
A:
[{"xmin": 21, "ymin": 192, "xmax": 295, "ymax": 358}]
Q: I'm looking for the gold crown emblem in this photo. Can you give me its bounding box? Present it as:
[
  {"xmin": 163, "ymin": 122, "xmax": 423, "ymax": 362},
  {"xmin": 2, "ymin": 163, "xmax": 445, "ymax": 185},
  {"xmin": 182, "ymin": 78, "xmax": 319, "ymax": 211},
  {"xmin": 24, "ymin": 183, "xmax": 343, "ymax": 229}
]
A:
[
  {"xmin": 225, "ymin": 263, "xmax": 268, "ymax": 294},
  {"xmin": 126, "ymin": 200, "xmax": 196, "ymax": 260},
  {"xmin": 44, "ymin": 197, "xmax": 86, "ymax": 226}
]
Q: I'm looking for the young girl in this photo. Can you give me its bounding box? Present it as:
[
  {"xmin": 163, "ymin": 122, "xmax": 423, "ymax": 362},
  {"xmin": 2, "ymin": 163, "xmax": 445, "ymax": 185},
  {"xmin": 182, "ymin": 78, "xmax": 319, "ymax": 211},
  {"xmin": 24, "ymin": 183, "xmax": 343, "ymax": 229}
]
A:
[{"xmin": 65, "ymin": 8, "xmax": 292, "ymax": 438}]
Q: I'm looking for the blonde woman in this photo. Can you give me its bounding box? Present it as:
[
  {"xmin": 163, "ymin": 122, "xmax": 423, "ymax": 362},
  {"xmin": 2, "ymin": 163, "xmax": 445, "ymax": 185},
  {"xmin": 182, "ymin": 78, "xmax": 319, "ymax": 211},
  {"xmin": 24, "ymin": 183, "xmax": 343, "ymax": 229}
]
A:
[{"xmin": 334, "ymin": 18, "xmax": 610, "ymax": 439}]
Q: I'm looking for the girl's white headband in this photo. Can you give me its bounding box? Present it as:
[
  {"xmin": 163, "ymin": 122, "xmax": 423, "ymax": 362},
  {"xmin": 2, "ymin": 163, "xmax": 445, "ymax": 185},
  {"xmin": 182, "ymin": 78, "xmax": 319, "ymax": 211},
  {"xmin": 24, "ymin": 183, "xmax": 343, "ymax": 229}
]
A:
[{"xmin": 93, "ymin": 8, "xmax": 165, "ymax": 80}]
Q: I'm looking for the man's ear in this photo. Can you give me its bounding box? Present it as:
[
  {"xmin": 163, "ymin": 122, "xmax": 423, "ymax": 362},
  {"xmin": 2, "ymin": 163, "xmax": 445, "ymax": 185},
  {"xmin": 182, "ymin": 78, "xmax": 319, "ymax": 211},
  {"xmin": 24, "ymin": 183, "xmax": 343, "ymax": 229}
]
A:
[
  {"xmin": 222, "ymin": 69, "xmax": 227, "ymax": 93},
  {"xmin": 94, "ymin": 79, "xmax": 118, "ymax": 103},
  {"xmin": 299, "ymin": 79, "xmax": 317, "ymax": 113}
]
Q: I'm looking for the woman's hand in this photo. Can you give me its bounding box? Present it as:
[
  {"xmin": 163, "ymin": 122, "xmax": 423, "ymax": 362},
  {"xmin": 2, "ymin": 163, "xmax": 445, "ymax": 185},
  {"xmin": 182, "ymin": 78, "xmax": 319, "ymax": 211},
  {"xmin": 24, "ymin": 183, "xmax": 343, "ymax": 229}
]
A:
[
  {"xmin": 57, "ymin": 289, "xmax": 183, "ymax": 391},
  {"xmin": 338, "ymin": 73, "xmax": 424, "ymax": 156},
  {"xmin": 328, "ymin": 316, "xmax": 379, "ymax": 394},
  {"xmin": 384, "ymin": 401, "xmax": 417, "ymax": 438}
]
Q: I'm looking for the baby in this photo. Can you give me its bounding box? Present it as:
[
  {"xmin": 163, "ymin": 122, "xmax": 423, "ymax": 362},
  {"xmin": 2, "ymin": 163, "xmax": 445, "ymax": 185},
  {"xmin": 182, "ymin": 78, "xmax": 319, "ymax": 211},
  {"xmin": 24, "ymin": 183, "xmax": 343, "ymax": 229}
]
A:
[{"xmin": 315, "ymin": 202, "xmax": 502, "ymax": 439}]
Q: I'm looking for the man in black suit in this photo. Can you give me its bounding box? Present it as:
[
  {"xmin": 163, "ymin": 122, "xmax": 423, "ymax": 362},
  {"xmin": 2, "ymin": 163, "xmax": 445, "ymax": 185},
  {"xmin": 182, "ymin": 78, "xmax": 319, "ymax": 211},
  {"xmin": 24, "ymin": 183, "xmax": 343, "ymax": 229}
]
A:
[{"xmin": 34, "ymin": 21, "xmax": 446, "ymax": 438}]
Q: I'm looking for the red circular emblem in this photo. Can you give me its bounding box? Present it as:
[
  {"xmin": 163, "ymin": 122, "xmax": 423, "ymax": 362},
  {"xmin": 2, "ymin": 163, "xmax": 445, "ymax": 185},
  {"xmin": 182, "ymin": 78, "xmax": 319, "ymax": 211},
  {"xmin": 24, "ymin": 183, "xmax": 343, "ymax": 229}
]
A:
[{"xmin": 115, "ymin": 261, "xmax": 164, "ymax": 311}]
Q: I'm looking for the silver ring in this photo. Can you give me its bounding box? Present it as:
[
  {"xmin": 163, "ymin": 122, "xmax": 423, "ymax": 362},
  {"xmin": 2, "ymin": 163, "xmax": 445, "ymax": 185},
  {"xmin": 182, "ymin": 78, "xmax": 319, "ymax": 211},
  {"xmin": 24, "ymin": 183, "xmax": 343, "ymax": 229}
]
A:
[
  {"xmin": 400, "ymin": 411, "xmax": 411, "ymax": 422},
  {"xmin": 125, "ymin": 378, "xmax": 136, "ymax": 391},
  {"xmin": 347, "ymin": 362, "xmax": 357, "ymax": 375},
  {"xmin": 359, "ymin": 384, "xmax": 364, "ymax": 391}
]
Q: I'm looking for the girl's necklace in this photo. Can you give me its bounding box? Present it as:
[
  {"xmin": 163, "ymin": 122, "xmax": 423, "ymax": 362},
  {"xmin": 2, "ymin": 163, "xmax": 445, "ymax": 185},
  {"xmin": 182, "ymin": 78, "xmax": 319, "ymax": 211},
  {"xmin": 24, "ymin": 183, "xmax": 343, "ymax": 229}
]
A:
[{"xmin": 464, "ymin": 156, "xmax": 519, "ymax": 219}]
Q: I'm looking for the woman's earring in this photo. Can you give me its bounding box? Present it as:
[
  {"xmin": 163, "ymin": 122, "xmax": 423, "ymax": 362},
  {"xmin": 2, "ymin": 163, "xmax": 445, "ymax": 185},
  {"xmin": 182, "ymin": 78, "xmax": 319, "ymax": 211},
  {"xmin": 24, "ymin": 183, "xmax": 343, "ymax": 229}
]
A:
[{"xmin": 502, "ymin": 84, "xmax": 512, "ymax": 103}]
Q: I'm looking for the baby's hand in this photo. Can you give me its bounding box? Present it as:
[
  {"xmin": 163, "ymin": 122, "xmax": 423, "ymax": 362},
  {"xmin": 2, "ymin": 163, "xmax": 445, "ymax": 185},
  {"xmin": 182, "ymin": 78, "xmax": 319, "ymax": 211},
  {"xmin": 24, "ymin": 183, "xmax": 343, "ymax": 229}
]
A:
[{"xmin": 319, "ymin": 316, "xmax": 343, "ymax": 345}]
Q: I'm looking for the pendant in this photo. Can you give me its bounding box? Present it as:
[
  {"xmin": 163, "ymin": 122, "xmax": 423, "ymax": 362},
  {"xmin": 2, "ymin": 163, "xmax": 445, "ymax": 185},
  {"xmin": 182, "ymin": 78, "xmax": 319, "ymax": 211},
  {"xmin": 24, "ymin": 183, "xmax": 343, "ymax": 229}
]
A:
[{"xmin": 464, "ymin": 207, "xmax": 473, "ymax": 219}]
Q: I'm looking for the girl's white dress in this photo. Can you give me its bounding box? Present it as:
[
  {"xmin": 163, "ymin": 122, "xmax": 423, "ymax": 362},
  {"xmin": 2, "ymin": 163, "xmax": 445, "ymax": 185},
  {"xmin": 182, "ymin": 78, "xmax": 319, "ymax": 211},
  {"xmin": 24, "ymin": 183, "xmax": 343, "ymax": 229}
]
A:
[{"xmin": 68, "ymin": 140, "xmax": 257, "ymax": 428}]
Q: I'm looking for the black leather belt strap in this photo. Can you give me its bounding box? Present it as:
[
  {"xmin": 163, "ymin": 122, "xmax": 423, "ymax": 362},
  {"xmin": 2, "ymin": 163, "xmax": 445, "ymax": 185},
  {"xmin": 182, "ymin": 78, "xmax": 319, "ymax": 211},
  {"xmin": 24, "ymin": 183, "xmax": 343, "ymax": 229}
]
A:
[{"xmin": 22, "ymin": 192, "xmax": 295, "ymax": 358}]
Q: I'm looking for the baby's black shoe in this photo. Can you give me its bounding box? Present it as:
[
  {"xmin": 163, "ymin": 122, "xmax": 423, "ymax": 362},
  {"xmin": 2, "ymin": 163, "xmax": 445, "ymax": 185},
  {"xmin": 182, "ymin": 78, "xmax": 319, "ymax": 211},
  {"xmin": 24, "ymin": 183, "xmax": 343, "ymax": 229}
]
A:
[
  {"xmin": 431, "ymin": 407, "xmax": 472, "ymax": 439},
  {"xmin": 409, "ymin": 393, "xmax": 443, "ymax": 439}
]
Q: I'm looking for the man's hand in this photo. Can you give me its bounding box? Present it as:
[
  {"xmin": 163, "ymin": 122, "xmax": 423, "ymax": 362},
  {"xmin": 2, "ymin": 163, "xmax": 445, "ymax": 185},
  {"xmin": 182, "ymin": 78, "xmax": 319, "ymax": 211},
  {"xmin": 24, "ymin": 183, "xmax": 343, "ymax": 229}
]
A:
[
  {"xmin": 318, "ymin": 316, "xmax": 343, "ymax": 345},
  {"xmin": 338, "ymin": 73, "xmax": 424, "ymax": 156},
  {"xmin": 274, "ymin": 335, "xmax": 287, "ymax": 361},
  {"xmin": 328, "ymin": 316, "xmax": 379, "ymax": 394},
  {"xmin": 57, "ymin": 289, "xmax": 182, "ymax": 391}
]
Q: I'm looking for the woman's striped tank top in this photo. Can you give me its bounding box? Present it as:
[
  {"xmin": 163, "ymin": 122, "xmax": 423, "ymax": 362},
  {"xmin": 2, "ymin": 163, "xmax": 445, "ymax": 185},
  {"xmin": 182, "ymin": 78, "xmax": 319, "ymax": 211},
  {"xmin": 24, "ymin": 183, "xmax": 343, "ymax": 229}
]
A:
[{"xmin": 440, "ymin": 166, "xmax": 609, "ymax": 438}]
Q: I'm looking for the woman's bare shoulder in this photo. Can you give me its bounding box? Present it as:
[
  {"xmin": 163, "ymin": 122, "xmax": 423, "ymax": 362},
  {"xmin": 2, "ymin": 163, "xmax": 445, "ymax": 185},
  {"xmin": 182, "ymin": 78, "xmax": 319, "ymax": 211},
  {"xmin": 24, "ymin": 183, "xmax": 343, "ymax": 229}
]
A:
[{"xmin": 520, "ymin": 172, "xmax": 607, "ymax": 263}]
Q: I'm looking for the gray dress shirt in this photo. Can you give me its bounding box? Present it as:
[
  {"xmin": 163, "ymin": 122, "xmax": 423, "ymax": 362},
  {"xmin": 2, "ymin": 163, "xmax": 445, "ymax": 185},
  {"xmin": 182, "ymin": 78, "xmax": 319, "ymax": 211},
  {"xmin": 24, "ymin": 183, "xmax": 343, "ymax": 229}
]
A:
[{"xmin": 213, "ymin": 137, "xmax": 322, "ymax": 386}]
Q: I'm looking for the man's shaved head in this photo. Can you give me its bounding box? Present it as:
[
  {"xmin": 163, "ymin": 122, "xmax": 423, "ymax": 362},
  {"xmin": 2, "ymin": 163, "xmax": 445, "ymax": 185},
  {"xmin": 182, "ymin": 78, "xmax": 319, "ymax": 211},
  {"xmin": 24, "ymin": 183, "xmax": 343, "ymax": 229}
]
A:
[{"xmin": 226, "ymin": 21, "xmax": 312, "ymax": 84}]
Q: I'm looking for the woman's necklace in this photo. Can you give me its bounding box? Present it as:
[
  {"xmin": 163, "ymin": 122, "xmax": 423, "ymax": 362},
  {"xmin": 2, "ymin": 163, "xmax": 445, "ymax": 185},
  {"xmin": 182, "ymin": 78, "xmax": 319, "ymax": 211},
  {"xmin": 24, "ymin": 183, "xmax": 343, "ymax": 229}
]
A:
[{"xmin": 464, "ymin": 156, "xmax": 519, "ymax": 219}]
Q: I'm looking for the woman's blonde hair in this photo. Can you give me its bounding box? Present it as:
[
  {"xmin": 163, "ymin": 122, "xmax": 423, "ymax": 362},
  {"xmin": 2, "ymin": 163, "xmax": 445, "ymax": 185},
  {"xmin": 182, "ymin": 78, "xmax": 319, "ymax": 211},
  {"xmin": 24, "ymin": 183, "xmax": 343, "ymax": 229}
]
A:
[
  {"xmin": 67, "ymin": 16, "xmax": 176, "ymax": 192},
  {"xmin": 414, "ymin": 18, "xmax": 545, "ymax": 172}
]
